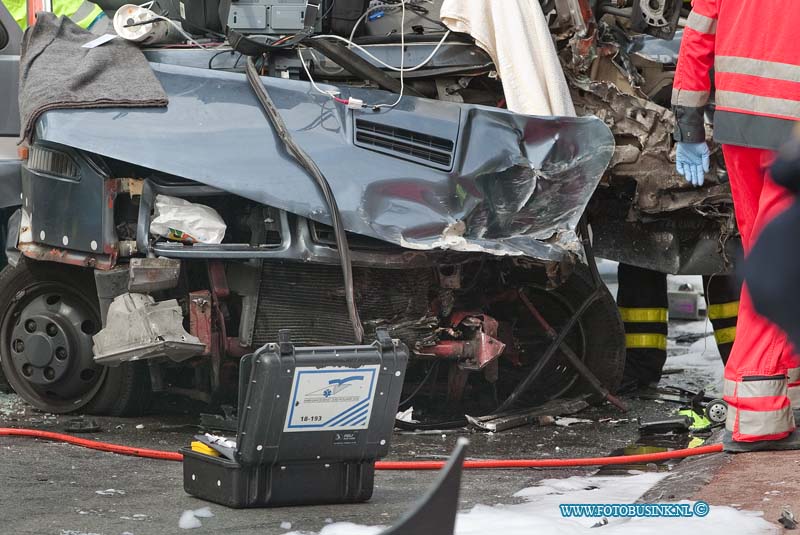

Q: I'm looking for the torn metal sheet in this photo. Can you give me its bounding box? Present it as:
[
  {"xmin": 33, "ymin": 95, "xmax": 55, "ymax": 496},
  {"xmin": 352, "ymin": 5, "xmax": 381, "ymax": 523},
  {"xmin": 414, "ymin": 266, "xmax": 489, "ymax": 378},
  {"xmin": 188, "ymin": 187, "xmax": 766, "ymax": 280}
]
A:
[
  {"xmin": 35, "ymin": 63, "xmax": 614, "ymax": 261},
  {"xmin": 627, "ymin": 31, "xmax": 682, "ymax": 65},
  {"xmin": 466, "ymin": 397, "xmax": 590, "ymax": 433},
  {"xmin": 128, "ymin": 257, "xmax": 181, "ymax": 292},
  {"xmin": 93, "ymin": 293, "xmax": 205, "ymax": 366}
]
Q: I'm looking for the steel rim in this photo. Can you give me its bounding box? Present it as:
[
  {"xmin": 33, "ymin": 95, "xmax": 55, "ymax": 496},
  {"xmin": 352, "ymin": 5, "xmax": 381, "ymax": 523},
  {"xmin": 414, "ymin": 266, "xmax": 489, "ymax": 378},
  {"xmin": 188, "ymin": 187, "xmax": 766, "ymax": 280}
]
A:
[
  {"xmin": 707, "ymin": 401, "xmax": 727, "ymax": 423},
  {"xmin": 1, "ymin": 281, "xmax": 106, "ymax": 413},
  {"xmin": 492, "ymin": 285, "xmax": 586, "ymax": 405}
]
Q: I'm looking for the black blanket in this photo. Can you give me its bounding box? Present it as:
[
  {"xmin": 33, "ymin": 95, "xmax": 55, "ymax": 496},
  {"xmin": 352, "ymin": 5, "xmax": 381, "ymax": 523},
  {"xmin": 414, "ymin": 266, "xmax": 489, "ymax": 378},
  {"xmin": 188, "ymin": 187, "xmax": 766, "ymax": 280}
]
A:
[{"xmin": 19, "ymin": 12, "xmax": 167, "ymax": 142}]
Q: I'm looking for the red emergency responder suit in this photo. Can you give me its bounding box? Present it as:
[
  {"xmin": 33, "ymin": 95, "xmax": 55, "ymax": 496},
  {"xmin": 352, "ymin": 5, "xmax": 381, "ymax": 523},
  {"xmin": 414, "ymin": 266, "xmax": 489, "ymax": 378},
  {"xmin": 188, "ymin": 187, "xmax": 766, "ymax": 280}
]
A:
[{"xmin": 673, "ymin": 0, "xmax": 800, "ymax": 442}]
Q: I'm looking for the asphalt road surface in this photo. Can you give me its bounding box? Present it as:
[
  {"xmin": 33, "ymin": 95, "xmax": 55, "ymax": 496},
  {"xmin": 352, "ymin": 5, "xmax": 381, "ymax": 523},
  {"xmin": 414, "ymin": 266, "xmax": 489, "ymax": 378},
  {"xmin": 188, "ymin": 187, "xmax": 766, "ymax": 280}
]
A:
[
  {"xmin": 0, "ymin": 390, "xmax": 687, "ymax": 535},
  {"xmin": 0, "ymin": 273, "xmax": 723, "ymax": 535}
]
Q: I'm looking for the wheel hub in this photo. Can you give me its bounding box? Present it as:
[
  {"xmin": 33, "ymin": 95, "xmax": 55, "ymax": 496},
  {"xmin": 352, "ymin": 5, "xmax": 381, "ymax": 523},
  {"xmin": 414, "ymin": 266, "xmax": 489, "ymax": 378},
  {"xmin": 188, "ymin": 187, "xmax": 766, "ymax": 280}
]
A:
[
  {"xmin": 2, "ymin": 286, "xmax": 105, "ymax": 412},
  {"xmin": 11, "ymin": 314, "xmax": 71, "ymax": 384}
]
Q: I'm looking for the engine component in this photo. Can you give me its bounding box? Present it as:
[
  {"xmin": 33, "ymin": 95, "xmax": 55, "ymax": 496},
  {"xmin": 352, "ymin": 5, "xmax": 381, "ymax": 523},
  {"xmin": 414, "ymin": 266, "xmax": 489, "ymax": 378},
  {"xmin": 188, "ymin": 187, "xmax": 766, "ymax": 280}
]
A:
[
  {"xmin": 176, "ymin": 0, "xmax": 223, "ymax": 34},
  {"xmin": 363, "ymin": 0, "xmax": 443, "ymax": 37},
  {"xmin": 222, "ymin": 0, "xmax": 317, "ymax": 34},
  {"xmin": 418, "ymin": 314, "xmax": 505, "ymax": 371},
  {"xmin": 93, "ymin": 293, "xmax": 205, "ymax": 365}
]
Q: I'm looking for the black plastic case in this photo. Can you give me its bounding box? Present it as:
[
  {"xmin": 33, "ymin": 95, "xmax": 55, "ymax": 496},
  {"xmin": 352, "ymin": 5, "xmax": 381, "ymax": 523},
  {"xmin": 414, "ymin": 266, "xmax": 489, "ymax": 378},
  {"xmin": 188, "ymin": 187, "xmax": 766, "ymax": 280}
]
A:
[{"xmin": 183, "ymin": 330, "xmax": 408, "ymax": 508}]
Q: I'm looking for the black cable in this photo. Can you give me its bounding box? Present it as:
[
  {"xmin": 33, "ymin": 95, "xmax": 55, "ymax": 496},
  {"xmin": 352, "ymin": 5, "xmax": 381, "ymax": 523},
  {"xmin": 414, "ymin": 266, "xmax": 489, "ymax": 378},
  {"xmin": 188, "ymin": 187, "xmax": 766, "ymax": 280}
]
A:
[
  {"xmin": 244, "ymin": 56, "xmax": 364, "ymax": 343},
  {"xmin": 208, "ymin": 50, "xmax": 234, "ymax": 69},
  {"xmin": 382, "ymin": 0, "xmax": 429, "ymax": 15},
  {"xmin": 399, "ymin": 361, "xmax": 441, "ymax": 407},
  {"xmin": 307, "ymin": 37, "xmax": 425, "ymax": 97},
  {"xmin": 321, "ymin": 0, "xmax": 336, "ymax": 20}
]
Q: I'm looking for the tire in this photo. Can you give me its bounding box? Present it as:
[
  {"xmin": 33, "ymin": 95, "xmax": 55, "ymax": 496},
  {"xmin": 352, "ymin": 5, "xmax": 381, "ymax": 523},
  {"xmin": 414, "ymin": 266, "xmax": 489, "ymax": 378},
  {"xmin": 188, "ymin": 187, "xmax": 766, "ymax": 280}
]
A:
[
  {"xmin": 0, "ymin": 367, "xmax": 12, "ymax": 394},
  {"xmin": 555, "ymin": 264, "xmax": 626, "ymax": 402},
  {"xmin": 0, "ymin": 258, "xmax": 150, "ymax": 416},
  {"xmin": 491, "ymin": 263, "xmax": 626, "ymax": 406}
]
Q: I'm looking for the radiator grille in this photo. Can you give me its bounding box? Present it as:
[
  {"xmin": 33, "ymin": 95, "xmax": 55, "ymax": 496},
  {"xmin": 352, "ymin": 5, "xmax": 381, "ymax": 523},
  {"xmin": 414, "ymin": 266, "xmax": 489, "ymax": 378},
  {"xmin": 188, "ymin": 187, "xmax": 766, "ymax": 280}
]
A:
[
  {"xmin": 252, "ymin": 263, "xmax": 435, "ymax": 347},
  {"xmin": 354, "ymin": 119, "xmax": 454, "ymax": 170}
]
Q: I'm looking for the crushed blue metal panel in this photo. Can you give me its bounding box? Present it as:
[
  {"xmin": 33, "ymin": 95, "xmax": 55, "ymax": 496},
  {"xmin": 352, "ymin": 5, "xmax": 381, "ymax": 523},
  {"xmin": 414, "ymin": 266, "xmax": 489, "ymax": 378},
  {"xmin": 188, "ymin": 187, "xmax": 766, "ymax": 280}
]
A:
[{"xmin": 35, "ymin": 62, "xmax": 614, "ymax": 261}]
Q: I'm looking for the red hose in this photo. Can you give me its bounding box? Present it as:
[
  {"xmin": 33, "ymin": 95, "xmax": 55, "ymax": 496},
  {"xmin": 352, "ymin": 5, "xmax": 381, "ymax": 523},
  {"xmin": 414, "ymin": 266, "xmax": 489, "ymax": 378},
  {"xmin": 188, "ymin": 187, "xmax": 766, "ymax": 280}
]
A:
[
  {"xmin": 0, "ymin": 428, "xmax": 183, "ymax": 461},
  {"xmin": 0, "ymin": 427, "xmax": 724, "ymax": 468}
]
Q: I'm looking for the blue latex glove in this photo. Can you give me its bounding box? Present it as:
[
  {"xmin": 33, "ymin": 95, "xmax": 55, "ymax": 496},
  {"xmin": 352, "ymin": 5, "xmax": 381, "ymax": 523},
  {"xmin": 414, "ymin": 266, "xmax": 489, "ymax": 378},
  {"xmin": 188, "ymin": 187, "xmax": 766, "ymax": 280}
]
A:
[{"xmin": 676, "ymin": 142, "xmax": 711, "ymax": 187}]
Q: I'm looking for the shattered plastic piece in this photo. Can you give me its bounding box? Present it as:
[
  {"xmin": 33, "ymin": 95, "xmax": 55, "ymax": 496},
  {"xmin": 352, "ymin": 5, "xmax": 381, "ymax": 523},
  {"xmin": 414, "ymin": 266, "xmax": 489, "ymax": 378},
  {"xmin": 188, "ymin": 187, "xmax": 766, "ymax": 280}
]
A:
[
  {"xmin": 179, "ymin": 510, "xmax": 202, "ymax": 529},
  {"xmin": 150, "ymin": 195, "xmax": 226, "ymax": 245},
  {"xmin": 135, "ymin": 424, "xmax": 144, "ymax": 429},
  {"xmin": 554, "ymin": 417, "xmax": 593, "ymax": 427},
  {"xmin": 396, "ymin": 407, "xmax": 417, "ymax": 424},
  {"xmin": 779, "ymin": 506, "xmax": 797, "ymax": 530},
  {"xmin": 95, "ymin": 489, "xmax": 125, "ymax": 496}
]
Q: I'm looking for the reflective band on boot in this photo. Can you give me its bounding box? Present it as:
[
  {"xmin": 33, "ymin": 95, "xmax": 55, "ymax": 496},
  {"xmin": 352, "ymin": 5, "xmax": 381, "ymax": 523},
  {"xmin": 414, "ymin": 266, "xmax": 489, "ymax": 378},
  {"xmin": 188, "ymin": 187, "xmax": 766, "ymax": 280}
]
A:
[
  {"xmin": 618, "ymin": 307, "xmax": 668, "ymax": 323},
  {"xmin": 707, "ymin": 301, "xmax": 739, "ymax": 320},
  {"xmin": 625, "ymin": 334, "xmax": 668, "ymax": 351},
  {"xmin": 714, "ymin": 326, "xmax": 737, "ymax": 345},
  {"xmin": 723, "ymin": 375, "xmax": 795, "ymax": 440}
]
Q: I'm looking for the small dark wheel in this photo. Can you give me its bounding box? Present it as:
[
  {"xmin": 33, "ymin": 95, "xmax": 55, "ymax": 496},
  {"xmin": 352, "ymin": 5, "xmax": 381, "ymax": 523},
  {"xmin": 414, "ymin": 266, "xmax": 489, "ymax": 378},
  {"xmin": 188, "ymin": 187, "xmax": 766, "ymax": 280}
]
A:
[{"xmin": 705, "ymin": 398, "xmax": 728, "ymax": 424}]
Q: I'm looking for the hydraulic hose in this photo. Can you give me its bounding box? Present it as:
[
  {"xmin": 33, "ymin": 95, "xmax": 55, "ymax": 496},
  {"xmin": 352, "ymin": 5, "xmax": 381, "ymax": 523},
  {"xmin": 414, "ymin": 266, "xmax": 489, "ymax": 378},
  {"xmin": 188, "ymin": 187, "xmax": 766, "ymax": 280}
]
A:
[{"xmin": 0, "ymin": 428, "xmax": 724, "ymax": 468}]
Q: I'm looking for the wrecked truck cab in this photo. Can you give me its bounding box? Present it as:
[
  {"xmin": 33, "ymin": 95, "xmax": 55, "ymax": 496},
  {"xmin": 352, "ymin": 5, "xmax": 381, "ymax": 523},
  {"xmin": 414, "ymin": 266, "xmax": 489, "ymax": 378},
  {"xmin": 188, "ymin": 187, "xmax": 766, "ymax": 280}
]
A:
[{"xmin": 0, "ymin": 43, "xmax": 628, "ymax": 416}]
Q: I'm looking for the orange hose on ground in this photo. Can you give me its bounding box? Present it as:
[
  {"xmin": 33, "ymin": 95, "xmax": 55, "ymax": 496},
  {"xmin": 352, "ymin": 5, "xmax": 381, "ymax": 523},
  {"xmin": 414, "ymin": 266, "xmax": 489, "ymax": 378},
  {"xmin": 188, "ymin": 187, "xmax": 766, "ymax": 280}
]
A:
[
  {"xmin": 0, "ymin": 428, "xmax": 183, "ymax": 461},
  {"xmin": 0, "ymin": 427, "xmax": 724, "ymax": 468}
]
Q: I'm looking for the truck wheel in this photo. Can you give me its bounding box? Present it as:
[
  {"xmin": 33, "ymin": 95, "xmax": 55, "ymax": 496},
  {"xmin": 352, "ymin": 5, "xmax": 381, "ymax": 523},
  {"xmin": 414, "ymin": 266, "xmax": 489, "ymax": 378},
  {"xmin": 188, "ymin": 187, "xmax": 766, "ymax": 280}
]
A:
[
  {"xmin": 0, "ymin": 258, "xmax": 150, "ymax": 415},
  {"xmin": 555, "ymin": 264, "xmax": 626, "ymax": 402},
  {"xmin": 492, "ymin": 263, "xmax": 626, "ymax": 406}
]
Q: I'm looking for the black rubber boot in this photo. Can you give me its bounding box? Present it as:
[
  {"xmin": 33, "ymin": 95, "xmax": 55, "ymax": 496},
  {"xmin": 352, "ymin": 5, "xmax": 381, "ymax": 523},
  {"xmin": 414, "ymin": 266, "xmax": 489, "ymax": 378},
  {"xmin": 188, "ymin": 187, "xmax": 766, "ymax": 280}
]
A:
[{"xmin": 723, "ymin": 429, "xmax": 800, "ymax": 453}]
